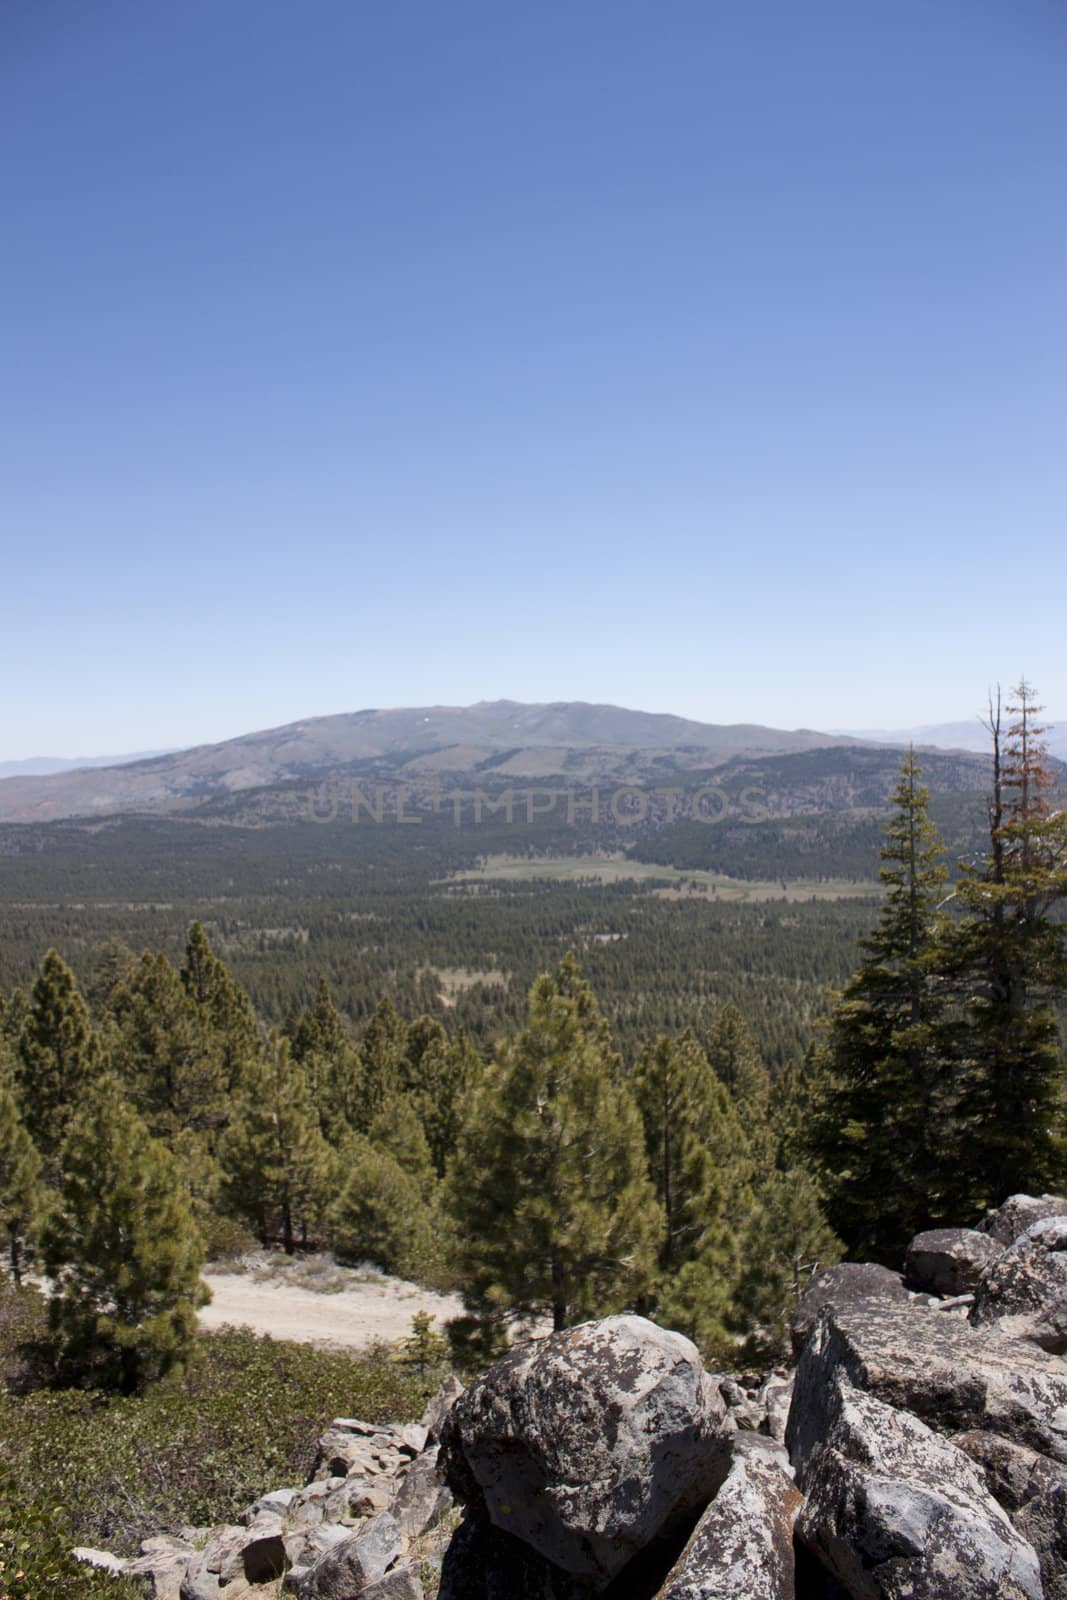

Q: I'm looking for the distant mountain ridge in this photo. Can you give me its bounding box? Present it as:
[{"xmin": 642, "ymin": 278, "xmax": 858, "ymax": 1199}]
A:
[
  {"xmin": 0, "ymin": 700, "xmax": 882, "ymax": 824},
  {"xmin": 840, "ymin": 718, "xmax": 1067, "ymax": 759},
  {"xmin": 0, "ymin": 750, "xmax": 175, "ymax": 780}
]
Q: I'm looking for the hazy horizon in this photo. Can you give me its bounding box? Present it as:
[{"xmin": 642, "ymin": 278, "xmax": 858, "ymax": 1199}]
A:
[{"xmin": 2, "ymin": 696, "xmax": 1064, "ymax": 768}]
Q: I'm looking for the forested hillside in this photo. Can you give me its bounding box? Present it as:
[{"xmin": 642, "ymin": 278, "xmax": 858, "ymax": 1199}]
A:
[{"xmin": 0, "ymin": 738, "xmax": 1005, "ymax": 1072}]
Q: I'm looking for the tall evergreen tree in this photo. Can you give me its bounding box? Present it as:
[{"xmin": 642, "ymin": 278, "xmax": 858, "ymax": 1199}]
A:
[
  {"xmin": 402, "ymin": 1019, "xmax": 483, "ymax": 1177},
  {"xmin": 632, "ymin": 1030, "xmax": 753, "ymax": 1358},
  {"xmin": 84, "ymin": 937, "xmax": 138, "ymax": 1022},
  {"xmin": 180, "ymin": 921, "xmax": 259, "ymax": 1091},
  {"xmin": 631, "ymin": 1030, "xmax": 745, "ymax": 1271},
  {"xmin": 806, "ymin": 751, "xmax": 953, "ymax": 1260},
  {"xmin": 288, "ymin": 976, "xmax": 351, "ymax": 1063},
  {"xmin": 944, "ymin": 683, "xmax": 1067, "ymax": 1212},
  {"xmin": 110, "ymin": 952, "xmax": 227, "ymax": 1140},
  {"xmin": 221, "ymin": 1038, "xmax": 335, "ymax": 1253},
  {"xmin": 734, "ymin": 1166, "xmax": 841, "ymax": 1355},
  {"xmin": 448, "ymin": 961, "xmax": 661, "ymax": 1330},
  {"xmin": 354, "ymin": 996, "xmax": 409, "ymax": 1131},
  {"xmin": 42, "ymin": 1073, "xmax": 207, "ymax": 1392},
  {"xmin": 368, "ymin": 1097, "xmax": 437, "ymax": 1202},
  {"xmin": 288, "ymin": 978, "xmax": 361, "ymax": 1136},
  {"xmin": 702, "ymin": 1002, "xmax": 774, "ymax": 1164},
  {"xmin": 0, "ymin": 987, "xmax": 30, "ymax": 1048},
  {"xmin": 0, "ymin": 1042, "xmax": 43, "ymax": 1286},
  {"xmin": 16, "ymin": 950, "xmax": 102, "ymax": 1160}
]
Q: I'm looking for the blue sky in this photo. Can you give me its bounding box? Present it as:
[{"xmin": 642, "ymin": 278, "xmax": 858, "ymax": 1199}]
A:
[{"xmin": 2, "ymin": 0, "xmax": 1065, "ymax": 758}]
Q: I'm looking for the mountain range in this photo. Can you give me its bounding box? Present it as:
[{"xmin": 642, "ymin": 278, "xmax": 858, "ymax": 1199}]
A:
[
  {"xmin": 0, "ymin": 701, "xmax": 886, "ymax": 824},
  {"xmin": 841, "ymin": 719, "xmax": 1067, "ymax": 759},
  {"xmin": 3, "ymin": 698, "xmax": 1055, "ymax": 828},
  {"xmin": 0, "ymin": 750, "xmax": 174, "ymax": 780}
]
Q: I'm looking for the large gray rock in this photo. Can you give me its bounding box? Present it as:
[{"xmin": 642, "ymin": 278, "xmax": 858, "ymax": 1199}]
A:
[
  {"xmin": 905, "ymin": 1228, "xmax": 1003, "ymax": 1297},
  {"xmin": 653, "ymin": 1436, "xmax": 801, "ymax": 1599},
  {"xmin": 786, "ymin": 1300, "xmax": 1067, "ymax": 1467},
  {"xmin": 956, "ymin": 1430, "xmax": 1067, "ymax": 1600},
  {"xmin": 125, "ymin": 1536, "xmax": 196, "ymax": 1600},
  {"xmin": 437, "ymin": 1514, "xmax": 590, "ymax": 1600},
  {"xmin": 393, "ymin": 1447, "xmax": 452, "ymax": 1539},
  {"xmin": 978, "ymin": 1194, "xmax": 1067, "ymax": 1246},
  {"xmin": 422, "ymin": 1376, "xmax": 464, "ymax": 1443},
  {"xmin": 179, "ymin": 1565, "xmax": 221, "ymax": 1600},
  {"xmin": 971, "ymin": 1215, "xmax": 1067, "ymax": 1351},
  {"xmin": 360, "ymin": 1568, "xmax": 424, "ymax": 1599},
  {"xmin": 297, "ymin": 1525, "xmax": 355, "ymax": 1564},
  {"xmin": 293, "ymin": 1514, "xmax": 401, "ymax": 1599},
  {"xmin": 757, "ymin": 1373, "xmax": 794, "ymax": 1443},
  {"xmin": 241, "ymin": 1487, "xmax": 298, "ymax": 1525},
  {"xmin": 440, "ymin": 1315, "xmax": 728, "ymax": 1587},
  {"xmin": 790, "ymin": 1262, "xmax": 911, "ymax": 1358},
  {"xmin": 794, "ymin": 1371, "xmax": 1042, "ymax": 1599}
]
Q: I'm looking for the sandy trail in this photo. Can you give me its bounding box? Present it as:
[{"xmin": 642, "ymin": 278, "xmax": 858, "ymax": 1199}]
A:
[{"xmin": 199, "ymin": 1271, "xmax": 465, "ymax": 1350}]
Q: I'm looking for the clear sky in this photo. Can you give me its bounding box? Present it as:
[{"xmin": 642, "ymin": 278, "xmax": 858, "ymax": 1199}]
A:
[{"xmin": 2, "ymin": 0, "xmax": 1065, "ymax": 758}]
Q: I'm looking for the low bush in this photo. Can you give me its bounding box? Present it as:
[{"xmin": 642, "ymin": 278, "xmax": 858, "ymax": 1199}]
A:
[{"xmin": 0, "ymin": 1282, "xmax": 428, "ymax": 1594}]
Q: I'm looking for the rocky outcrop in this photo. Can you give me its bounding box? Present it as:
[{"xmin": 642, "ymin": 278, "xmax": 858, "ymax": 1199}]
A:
[
  {"xmin": 75, "ymin": 1197, "xmax": 1067, "ymax": 1600},
  {"xmin": 794, "ymin": 1372, "xmax": 1042, "ymax": 1599},
  {"xmin": 978, "ymin": 1194, "xmax": 1067, "ymax": 1246},
  {"xmin": 289, "ymin": 1513, "xmax": 400, "ymax": 1597},
  {"xmin": 905, "ymin": 1227, "xmax": 1003, "ymax": 1296},
  {"xmin": 970, "ymin": 1215, "xmax": 1067, "ymax": 1352},
  {"xmin": 789, "ymin": 1262, "xmax": 912, "ymax": 1357},
  {"xmin": 786, "ymin": 1297, "xmax": 1067, "ymax": 1467},
  {"xmin": 439, "ymin": 1315, "xmax": 728, "ymax": 1588},
  {"xmin": 653, "ymin": 1436, "xmax": 800, "ymax": 1599},
  {"xmin": 956, "ymin": 1431, "xmax": 1067, "ymax": 1600},
  {"xmin": 75, "ymin": 1383, "xmax": 460, "ymax": 1600}
]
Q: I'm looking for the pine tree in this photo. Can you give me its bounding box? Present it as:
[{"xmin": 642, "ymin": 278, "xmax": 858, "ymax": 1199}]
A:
[
  {"xmin": 180, "ymin": 922, "xmax": 259, "ymax": 1091},
  {"xmin": 288, "ymin": 979, "xmax": 361, "ymax": 1136},
  {"xmin": 0, "ymin": 1042, "xmax": 43, "ymax": 1285},
  {"xmin": 221, "ymin": 1038, "xmax": 335, "ymax": 1253},
  {"xmin": 945, "ymin": 683, "xmax": 1067, "ymax": 1212},
  {"xmin": 447, "ymin": 961, "xmax": 661, "ymax": 1330},
  {"xmin": 632, "ymin": 1031, "xmax": 756, "ymax": 1358},
  {"xmin": 329, "ymin": 1136, "xmax": 438, "ymax": 1281},
  {"xmin": 734, "ymin": 1166, "xmax": 841, "ymax": 1356},
  {"xmin": 702, "ymin": 1002, "xmax": 774, "ymax": 1163},
  {"xmin": 16, "ymin": 950, "xmax": 103, "ymax": 1161},
  {"xmin": 354, "ymin": 997, "xmax": 408, "ymax": 1131},
  {"xmin": 42, "ymin": 1073, "xmax": 207, "ymax": 1392},
  {"xmin": 0, "ymin": 987, "xmax": 30, "ymax": 1048},
  {"xmin": 369, "ymin": 1097, "xmax": 437, "ymax": 1202},
  {"xmin": 631, "ymin": 1031, "xmax": 745, "ymax": 1271},
  {"xmin": 84, "ymin": 937, "xmax": 138, "ymax": 1022},
  {"xmin": 553, "ymin": 949, "xmax": 622, "ymax": 1076},
  {"xmin": 109, "ymin": 952, "xmax": 227, "ymax": 1140},
  {"xmin": 806, "ymin": 751, "xmax": 953, "ymax": 1260},
  {"xmin": 402, "ymin": 1020, "xmax": 483, "ymax": 1177},
  {"xmin": 289, "ymin": 977, "xmax": 352, "ymax": 1062}
]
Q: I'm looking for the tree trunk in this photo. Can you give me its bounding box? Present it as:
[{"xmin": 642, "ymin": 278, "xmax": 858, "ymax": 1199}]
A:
[{"xmin": 551, "ymin": 1255, "xmax": 567, "ymax": 1331}]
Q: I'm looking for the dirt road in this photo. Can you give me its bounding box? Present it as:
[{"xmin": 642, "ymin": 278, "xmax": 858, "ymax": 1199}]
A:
[{"xmin": 199, "ymin": 1270, "xmax": 465, "ymax": 1350}]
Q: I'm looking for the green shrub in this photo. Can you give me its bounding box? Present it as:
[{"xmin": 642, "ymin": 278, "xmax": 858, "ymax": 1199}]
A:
[
  {"xmin": 329, "ymin": 1143, "xmax": 438, "ymax": 1280},
  {"xmin": 0, "ymin": 1284, "xmax": 427, "ymax": 1566},
  {"xmin": 197, "ymin": 1212, "xmax": 258, "ymax": 1263},
  {"xmin": 0, "ymin": 1465, "xmax": 139, "ymax": 1600}
]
